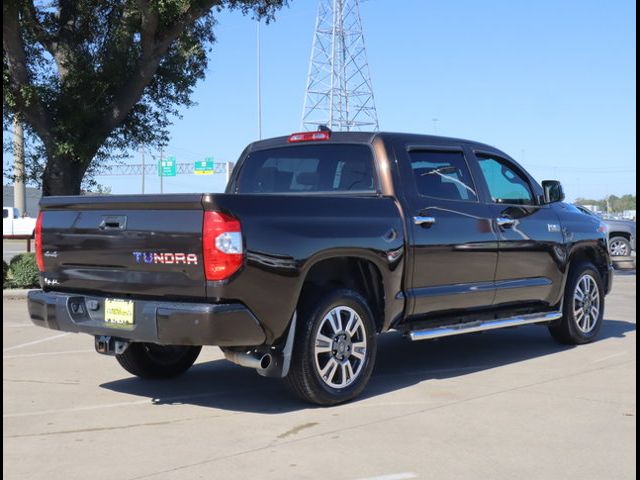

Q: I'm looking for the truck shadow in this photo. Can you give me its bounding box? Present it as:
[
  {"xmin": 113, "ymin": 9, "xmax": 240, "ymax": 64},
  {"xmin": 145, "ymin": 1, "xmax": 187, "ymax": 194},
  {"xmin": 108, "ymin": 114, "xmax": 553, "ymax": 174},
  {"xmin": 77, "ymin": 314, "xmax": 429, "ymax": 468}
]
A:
[{"xmin": 100, "ymin": 318, "xmax": 635, "ymax": 413}]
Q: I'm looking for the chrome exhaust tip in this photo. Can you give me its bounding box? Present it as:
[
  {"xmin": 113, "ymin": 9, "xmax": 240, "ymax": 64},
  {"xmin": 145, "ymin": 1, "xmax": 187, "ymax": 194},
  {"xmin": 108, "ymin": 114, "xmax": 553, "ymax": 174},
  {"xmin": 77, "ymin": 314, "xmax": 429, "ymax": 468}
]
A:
[{"xmin": 223, "ymin": 350, "xmax": 272, "ymax": 371}]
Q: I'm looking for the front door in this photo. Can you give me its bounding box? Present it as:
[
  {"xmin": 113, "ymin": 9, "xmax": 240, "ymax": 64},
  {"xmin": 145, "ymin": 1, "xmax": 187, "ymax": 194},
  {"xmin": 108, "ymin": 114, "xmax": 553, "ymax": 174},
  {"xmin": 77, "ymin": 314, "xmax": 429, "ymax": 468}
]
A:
[
  {"xmin": 473, "ymin": 152, "xmax": 565, "ymax": 307},
  {"xmin": 397, "ymin": 145, "xmax": 499, "ymax": 316}
]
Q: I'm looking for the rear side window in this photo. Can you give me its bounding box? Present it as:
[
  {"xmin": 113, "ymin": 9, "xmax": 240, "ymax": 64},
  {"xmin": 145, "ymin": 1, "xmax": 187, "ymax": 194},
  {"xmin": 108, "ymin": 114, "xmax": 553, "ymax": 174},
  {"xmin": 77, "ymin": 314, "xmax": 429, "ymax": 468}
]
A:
[
  {"xmin": 236, "ymin": 144, "xmax": 376, "ymax": 194},
  {"xmin": 408, "ymin": 150, "xmax": 478, "ymax": 201}
]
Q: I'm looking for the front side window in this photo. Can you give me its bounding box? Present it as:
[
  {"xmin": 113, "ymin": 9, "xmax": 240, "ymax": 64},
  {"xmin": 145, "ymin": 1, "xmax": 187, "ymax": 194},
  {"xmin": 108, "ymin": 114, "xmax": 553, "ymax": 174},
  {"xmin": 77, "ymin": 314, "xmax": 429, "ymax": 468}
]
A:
[
  {"xmin": 477, "ymin": 155, "xmax": 535, "ymax": 205},
  {"xmin": 236, "ymin": 144, "xmax": 375, "ymax": 194},
  {"xmin": 408, "ymin": 150, "xmax": 478, "ymax": 201},
  {"xmin": 3, "ymin": 209, "xmax": 8, "ymax": 219}
]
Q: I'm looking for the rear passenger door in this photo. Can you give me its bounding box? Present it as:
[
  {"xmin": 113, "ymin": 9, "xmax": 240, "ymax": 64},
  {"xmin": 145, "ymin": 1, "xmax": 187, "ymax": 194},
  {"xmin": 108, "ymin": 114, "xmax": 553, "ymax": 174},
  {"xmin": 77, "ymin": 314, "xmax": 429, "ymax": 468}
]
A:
[
  {"xmin": 396, "ymin": 145, "xmax": 499, "ymax": 316},
  {"xmin": 472, "ymin": 151, "xmax": 565, "ymax": 307}
]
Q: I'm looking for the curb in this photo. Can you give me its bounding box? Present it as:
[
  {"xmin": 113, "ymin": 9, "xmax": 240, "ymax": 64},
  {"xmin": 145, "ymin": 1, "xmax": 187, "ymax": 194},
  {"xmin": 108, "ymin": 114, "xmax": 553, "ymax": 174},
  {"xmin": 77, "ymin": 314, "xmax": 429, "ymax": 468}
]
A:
[{"xmin": 2, "ymin": 289, "xmax": 35, "ymax": 300}]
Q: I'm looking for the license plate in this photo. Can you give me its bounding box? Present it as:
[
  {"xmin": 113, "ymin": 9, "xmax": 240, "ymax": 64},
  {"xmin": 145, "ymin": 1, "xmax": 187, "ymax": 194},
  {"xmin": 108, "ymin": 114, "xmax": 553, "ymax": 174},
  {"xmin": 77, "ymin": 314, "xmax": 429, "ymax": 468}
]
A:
[{"xmin": 104, "ymin": 299, "xmax": 135, "ymax": 325}]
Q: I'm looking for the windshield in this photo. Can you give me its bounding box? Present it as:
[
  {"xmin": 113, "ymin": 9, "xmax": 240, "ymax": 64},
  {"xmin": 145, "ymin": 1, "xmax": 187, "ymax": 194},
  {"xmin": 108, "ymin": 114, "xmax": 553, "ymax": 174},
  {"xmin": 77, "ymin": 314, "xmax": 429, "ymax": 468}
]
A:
[{"xmin": 235, "ymin": 144, "xmax": 376, "ymax": 194}]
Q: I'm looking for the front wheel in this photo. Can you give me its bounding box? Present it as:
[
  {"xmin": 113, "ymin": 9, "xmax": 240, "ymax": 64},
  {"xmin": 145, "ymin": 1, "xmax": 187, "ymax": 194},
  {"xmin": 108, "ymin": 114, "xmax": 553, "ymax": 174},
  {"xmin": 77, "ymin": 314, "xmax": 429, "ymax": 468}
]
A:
[
  {"xmin": 284, "ymin": 289, "xmax": 377, "ymax": 405},
  {"xmin": 549, "ymin": 262, "xmax": 604, "ymax": 344},
  {"xmin": 609, "ymin": 236, "xmax": 632, "ymax": 257},
  {"xmin": 116, "ymin": 343, "xmax": 201, "ymax": 378}
]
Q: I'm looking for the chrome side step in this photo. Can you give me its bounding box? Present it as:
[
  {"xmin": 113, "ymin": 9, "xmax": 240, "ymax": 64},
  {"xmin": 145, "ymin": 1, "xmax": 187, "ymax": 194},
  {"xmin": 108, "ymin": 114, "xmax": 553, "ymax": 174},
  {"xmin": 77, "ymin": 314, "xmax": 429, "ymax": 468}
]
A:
[{"xmin": 408, "ymin": 311, "xmax": 563, "ymax": 341}]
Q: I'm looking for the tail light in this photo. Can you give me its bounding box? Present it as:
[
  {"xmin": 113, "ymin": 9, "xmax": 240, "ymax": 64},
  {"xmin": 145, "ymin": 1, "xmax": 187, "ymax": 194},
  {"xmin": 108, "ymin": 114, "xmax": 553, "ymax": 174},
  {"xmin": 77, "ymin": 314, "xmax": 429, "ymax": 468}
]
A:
[
  {"xmin": 288, "ymin": 131, "xmax": 331, "ymax": 143},
  {"xmin": 35, "ymin": 212, "xmax": 44, "ymax": 271},
  {"xmin": 202, "ymin": 211, "xmax": 243, "ymax": 281}
]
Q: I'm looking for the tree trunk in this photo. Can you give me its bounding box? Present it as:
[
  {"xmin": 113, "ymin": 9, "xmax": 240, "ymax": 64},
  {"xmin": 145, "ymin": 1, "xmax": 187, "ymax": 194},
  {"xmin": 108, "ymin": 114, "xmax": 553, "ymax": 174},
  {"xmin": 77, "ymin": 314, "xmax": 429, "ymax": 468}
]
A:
[{"xmin": 41, "ymin": 153, "xmax": 89, "ymax": 196}]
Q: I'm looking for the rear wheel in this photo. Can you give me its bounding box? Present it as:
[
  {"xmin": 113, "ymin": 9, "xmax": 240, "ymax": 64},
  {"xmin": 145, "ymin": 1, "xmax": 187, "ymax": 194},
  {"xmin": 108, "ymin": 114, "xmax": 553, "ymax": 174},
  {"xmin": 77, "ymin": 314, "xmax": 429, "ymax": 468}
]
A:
[
  {"xmin": 116, "ymin": 343, "xmax": 201, "ymax": 378},
  {"xmin": 284, "ymin": 289, "xmax": 377, "ymax": 405},
  {"xmin": 549, "ymin": 262, "xmax": 604, "ymax": 344}
]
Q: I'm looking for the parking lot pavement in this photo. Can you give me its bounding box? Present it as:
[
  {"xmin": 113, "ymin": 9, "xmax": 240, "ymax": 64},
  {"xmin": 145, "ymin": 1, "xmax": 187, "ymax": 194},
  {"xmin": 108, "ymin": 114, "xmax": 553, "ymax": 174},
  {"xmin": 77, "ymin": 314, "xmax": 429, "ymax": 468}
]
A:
[{"xmin": 3, "ymin": 274, "xmax": 636, "ymax": 480}]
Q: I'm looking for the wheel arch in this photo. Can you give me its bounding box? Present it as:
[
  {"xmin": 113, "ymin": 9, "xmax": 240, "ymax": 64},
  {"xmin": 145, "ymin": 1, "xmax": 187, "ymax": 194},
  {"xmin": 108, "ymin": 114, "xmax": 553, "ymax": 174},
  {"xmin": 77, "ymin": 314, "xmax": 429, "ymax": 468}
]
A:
[
  {"xmin": 298, "ymin": 255, "xmax": 386, "ymax": 333},
  {"xmin": 609, "ymin": 231, "xmax": 631, "ymax": 241},
  {"xmin": 567, "ymin": 243, "xmax": 610, "ymax": 285}
]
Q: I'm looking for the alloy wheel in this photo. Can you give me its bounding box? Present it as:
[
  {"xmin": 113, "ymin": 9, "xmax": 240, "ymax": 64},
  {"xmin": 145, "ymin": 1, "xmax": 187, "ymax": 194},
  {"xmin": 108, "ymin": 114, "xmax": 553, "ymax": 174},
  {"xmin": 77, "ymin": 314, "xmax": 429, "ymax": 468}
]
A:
[
  {"xmin": 313, "ymin": 306, "xmax": 367, "ymax": 389},
  {"xmin": 573, "ymin": 274, "xmax": 601, "ymax": 334}
]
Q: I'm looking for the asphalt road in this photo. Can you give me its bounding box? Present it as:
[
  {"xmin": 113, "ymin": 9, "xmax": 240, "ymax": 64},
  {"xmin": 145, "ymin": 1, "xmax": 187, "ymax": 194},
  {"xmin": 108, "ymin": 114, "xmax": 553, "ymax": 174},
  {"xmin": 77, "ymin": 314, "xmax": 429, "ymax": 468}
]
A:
[{"xmin": 3, "ymin": 274, "xmax": 636, "ymax": 480}]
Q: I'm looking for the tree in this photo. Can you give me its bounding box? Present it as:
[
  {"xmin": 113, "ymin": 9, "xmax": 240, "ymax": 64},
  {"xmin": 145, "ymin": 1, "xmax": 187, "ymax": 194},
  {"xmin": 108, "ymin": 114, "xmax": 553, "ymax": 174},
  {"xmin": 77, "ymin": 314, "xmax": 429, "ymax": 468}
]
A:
[
  {"xmin": 575, "ymin": 195, "xmax": 636, "ymax": 212},
  {"xmin": 3, "ymin": 0, "xmax": 286, "ymax": 196}
]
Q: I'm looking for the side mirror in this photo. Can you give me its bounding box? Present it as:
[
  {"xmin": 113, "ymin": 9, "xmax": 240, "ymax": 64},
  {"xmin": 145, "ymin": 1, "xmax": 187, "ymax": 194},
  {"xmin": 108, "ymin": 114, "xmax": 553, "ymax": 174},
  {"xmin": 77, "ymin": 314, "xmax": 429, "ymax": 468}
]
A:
[{"xmin": 541, "ymin": 180, "xmax": 565, "ymax": 204}]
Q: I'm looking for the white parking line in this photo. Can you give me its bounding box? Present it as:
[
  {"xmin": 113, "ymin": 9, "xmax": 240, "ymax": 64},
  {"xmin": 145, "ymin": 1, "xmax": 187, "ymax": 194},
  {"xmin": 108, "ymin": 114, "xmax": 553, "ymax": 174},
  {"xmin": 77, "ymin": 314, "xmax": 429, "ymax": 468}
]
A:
[
  {"xmin": 3, "ymin": 398, "xmax": 151, "ymax": 418},
  {"xmin": 3, "ymin": 386, "xmax": 269, "ymax": 419},
  {"xmin": 2, "ymin": 332, "xmax": 71, "ymax": 353},
  {"xmin": 3, "ymin": 349, "xmax": 93, "ymax": 359},
  {"xmin": 354, "ymin": 473, "xmax": 418, "ymax": 480}
]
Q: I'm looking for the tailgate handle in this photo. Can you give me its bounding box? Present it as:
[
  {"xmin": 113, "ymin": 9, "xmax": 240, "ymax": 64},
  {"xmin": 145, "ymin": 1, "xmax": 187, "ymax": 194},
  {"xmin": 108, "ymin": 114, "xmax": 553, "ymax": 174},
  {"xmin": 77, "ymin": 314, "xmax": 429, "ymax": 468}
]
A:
[{"xmin": 99, "ymin": 216, "xmax": 127, "ymax": 230}]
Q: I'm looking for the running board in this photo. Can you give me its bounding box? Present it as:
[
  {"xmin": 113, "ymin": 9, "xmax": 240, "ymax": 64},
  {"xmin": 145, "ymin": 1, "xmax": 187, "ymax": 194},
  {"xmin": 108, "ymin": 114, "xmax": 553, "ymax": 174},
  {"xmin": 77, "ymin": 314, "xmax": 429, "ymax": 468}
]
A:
[{"xmin": 408, "ymin": 311, "xmax": 563, "ymax": 341}]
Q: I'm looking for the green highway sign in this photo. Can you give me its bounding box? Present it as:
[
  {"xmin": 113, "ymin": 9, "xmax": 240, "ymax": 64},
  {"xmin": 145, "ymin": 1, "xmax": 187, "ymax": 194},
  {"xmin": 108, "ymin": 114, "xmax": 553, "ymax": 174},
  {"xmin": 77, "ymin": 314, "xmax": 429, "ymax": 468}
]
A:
[
  {"xmin": 158, "ymin": 156, "xmax": 176, "ymax": 177},
  {"xmin": 194, "ymin": 158, "xmax": 214, "ymax": 175}
]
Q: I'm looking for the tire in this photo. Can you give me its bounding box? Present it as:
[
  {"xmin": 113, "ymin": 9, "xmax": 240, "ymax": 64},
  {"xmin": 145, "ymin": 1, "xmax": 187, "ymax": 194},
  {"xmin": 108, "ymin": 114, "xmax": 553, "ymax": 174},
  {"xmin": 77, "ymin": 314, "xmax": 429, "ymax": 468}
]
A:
[
  {"xmin": 284, "ymin": 289, "xmax": 377, "ymax": 406},
  {"xmin": 609, "ymin": 236, "xmax": 632, "ymax": 257},
  {"xmin": 116, "ymin": 343, "xmax": 201, "ymax": 379},
  {"xmin": 548, "ymin": 262, "xmax": 604, "ymax": 345}
]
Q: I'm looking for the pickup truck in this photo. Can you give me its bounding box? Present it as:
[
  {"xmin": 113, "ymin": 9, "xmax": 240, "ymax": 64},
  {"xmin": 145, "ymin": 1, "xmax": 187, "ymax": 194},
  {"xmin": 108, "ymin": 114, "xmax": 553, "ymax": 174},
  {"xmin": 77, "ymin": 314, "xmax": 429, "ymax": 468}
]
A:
[
  {"xmin": 28, "ymin": 131, "xmax": 614, "ymax": 405},
  {"xmin": 3, "ymin": 206, "xmax": 36, "ymax": 237},
  {"xmin": 574, "ymin": 205, "xmax": 636, "ymax": 257}
]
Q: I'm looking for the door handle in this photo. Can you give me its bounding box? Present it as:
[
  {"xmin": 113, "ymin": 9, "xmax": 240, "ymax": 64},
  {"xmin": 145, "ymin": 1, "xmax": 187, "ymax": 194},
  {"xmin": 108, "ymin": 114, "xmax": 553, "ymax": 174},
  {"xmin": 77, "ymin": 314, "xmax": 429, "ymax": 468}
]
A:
[
  {"xmin": 413, "ymin": 216, "xmax": 436, "ymax": 226},
  {"xmin": 99, "ymin": 215, "xmax": 127, "ymax": 230},
  {"xmin": 496, "ymin": 217, "xmax": 515, "ymax": 228}
]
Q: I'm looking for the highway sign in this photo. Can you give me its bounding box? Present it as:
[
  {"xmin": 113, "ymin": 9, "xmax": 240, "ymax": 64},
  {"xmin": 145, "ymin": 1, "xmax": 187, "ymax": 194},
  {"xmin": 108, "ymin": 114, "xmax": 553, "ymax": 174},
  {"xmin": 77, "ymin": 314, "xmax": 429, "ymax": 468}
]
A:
[
  {"xmin": 194, "ymin": 158, "xmax": 214, "ymax": 175},
  {"xmin": 158, "ymin": 157, "xmax": 177, "ymax": 177}
]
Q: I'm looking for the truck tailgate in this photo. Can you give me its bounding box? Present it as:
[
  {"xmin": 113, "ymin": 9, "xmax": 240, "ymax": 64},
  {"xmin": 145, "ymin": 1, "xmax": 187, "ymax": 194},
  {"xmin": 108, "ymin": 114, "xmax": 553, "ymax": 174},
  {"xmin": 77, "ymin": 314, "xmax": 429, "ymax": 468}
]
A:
[{"xmin": 39, "ymin": 194, "xmax": 206, "ymax": 299}]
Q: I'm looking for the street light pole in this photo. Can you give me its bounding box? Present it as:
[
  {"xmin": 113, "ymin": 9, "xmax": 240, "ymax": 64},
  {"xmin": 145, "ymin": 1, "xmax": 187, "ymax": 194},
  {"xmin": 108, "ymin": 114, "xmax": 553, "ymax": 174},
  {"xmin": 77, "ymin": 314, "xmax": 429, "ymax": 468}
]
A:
[
  {"xmin": 141, "ymin": 147, "xmax": 146, "ymax": 194},
  {"xmin": 159, "ymin": 146, "xmax": 164, "ymax": 194},
  {"xmin": 257, "ymin": 20, "xmax": 262, "ymax": 140}
]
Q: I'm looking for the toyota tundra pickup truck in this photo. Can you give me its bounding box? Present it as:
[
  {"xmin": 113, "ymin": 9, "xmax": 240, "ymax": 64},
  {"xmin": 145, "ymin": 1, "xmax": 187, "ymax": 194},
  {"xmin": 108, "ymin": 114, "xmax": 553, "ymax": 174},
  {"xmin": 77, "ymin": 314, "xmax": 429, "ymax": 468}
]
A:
[{"xmin": 28, "ymin": 131, "xmax": 614, "ymax": 405}]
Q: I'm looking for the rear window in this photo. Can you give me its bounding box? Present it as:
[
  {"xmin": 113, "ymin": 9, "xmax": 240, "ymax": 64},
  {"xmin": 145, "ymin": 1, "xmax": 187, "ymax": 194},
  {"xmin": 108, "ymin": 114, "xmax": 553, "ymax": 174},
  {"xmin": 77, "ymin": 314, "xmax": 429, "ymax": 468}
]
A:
[{"xmin": 235, "ymin": 144, "xmax": 376, "ymax": 194}]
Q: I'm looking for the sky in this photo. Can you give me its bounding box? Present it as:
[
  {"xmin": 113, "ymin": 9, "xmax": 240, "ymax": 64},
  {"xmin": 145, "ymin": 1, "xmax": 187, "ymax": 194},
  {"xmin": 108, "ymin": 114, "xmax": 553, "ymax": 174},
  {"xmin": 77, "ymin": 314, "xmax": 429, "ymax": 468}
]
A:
[{"xmin": 5, "ymin": 0, "xmax": 638, "ymax": 201}]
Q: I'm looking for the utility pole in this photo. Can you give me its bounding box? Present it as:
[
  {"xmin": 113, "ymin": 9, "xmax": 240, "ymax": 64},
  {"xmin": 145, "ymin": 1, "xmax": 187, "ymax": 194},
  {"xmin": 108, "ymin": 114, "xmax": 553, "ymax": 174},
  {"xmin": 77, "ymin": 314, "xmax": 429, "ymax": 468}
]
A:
[
  {"xmin": 13, "ymin": 116, "xmax": 26, "ymax": 216},
  {"xmin": 257, "ymin": 21, "xmax": 263, "ymax": 140},
  {"xmin": 159, "ymin": 146, "xmax": 164, "ymax": 194},
  {"xmin": 225, "ymin": 162, "xmax": 234, "ymax": 186},
  {"xmin": 302, "ymin": 0, "xmax": 379, "ymax": 131},
  {"xmin": 140, "ymin": 147, "xmax": 146, "ymax": 194}
]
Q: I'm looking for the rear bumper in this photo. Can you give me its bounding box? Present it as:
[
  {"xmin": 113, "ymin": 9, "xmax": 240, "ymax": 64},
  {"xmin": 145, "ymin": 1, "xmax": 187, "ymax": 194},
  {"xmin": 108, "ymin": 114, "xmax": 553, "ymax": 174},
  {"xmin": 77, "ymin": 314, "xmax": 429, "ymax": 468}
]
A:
[{"xmin": 27, "ymin": 290, "xmax": 266, "ymax": 347}]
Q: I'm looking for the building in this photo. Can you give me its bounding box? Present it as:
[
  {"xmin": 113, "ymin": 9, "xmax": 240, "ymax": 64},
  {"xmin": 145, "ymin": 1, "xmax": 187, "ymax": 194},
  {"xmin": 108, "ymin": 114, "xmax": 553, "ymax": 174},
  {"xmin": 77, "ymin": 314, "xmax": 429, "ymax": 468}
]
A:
[{"xmin": 3, "ymin": 185, "xmax": 42, "ymax": 217}]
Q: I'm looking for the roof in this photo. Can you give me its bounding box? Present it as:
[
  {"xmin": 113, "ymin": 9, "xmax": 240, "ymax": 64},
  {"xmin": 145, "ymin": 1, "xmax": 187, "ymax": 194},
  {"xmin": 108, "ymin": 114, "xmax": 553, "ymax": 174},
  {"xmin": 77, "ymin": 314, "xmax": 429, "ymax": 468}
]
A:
[{"xmin": 248, "ymin": 131, "xmax": 501, "ymax": 153}]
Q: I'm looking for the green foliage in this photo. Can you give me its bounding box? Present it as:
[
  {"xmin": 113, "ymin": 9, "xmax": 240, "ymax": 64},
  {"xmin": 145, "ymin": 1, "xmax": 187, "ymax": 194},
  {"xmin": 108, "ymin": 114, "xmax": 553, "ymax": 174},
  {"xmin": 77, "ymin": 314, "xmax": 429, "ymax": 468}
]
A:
[
  {"xmin": 4, "ymin": 0, "xmax": 287, "ymax": 195},
  {"xmin": 7, "ymin": 253, "xmax": 40, "ymax": 289},
  {"xmin": 575, "ymin": 195, "xmax": 636, "ymax": 213},
  {"xmin": 3, "ymin": 260, "xmax": 9, "ymax": 289}
]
